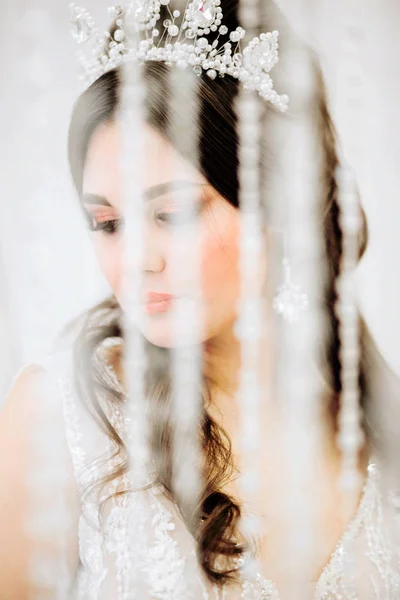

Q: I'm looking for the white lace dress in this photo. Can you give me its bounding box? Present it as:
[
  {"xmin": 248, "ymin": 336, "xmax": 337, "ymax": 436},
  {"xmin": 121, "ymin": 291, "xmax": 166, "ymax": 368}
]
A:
[{"xmin": 26, "ymin": 344, "xmax": 400, "ymax": 600}]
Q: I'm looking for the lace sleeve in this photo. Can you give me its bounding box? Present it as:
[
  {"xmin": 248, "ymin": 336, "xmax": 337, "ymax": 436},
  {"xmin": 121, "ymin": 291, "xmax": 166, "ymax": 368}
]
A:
[{"xmin": 23, "ymin": 345, "xmax": 221, "ymax": 600}]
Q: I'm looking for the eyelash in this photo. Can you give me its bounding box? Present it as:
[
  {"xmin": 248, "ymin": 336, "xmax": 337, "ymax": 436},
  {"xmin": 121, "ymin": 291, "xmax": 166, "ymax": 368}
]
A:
[
  {"xmin": 87, "ymin": 206, "xmax": 202, "ymax": 236},
  {"xmin": 89, "ymin": 218, "xmax": 124, "ymax": 235},
  {"xmin": 156, "ymin": 210, "xmax": 199, "ymax": 225}
]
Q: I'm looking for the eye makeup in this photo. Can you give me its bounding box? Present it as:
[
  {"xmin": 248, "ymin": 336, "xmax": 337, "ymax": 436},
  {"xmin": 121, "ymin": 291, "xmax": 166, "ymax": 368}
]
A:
[
  {"xmin": 81, "ymin": 182, "xmax": 212, "ymax": 235},
  {"xmin": 151, "ymin": 190, "xmax": 206, "ymax": 227},
  {"xmin": 82, "ymin": 204, "xmax": 123, "ymax": 236},
  {"xmin": 90, "ymin": 218, "xmax": 124, "ymax": 235}
]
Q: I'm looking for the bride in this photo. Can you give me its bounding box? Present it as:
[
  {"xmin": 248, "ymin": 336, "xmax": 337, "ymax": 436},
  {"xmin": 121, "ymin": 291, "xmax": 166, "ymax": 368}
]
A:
[{"xmin": 1, "ymin": 0, "xmax": 400, "ymax": 598}]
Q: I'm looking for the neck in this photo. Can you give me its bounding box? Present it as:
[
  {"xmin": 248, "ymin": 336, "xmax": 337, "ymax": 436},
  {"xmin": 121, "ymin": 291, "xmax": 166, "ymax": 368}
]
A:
[
  {"xmin": 203, "ymin": 297, "xmax": 280, "ymax": 439},
  {"xmin": 202, "ymin": 304, "xmax": 346, "ymax": 472}
]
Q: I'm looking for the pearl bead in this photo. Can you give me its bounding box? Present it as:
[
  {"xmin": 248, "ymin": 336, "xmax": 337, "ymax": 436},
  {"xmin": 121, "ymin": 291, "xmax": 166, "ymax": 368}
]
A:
[
  {"xmin": 73, "ymin": 4, "xmax": 289, "ymax": 113},
  {"xmin": 168, "ymin": 24, "xmax": 179, "ymax": 36}
]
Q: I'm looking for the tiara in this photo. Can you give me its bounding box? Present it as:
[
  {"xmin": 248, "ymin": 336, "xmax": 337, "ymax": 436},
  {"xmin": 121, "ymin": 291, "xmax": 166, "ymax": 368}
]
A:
[{"xmin": 69, "ymin": 1, "xmax": 289, "ymax": 112}]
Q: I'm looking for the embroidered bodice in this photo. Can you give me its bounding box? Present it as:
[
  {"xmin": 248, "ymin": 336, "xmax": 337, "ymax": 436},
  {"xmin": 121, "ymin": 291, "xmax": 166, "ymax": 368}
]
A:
[{"xmin": 29, "ymin": 345, "xmax": 400, "ymax": 600}]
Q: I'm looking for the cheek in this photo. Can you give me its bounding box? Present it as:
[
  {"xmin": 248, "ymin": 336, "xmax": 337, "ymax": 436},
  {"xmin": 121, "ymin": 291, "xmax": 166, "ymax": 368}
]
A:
[
  {"xmin": 93, "ymin": 238, "xmax": 121, "ymax": 292},
  {"xmin": 200, "ymin": 220, "xmax": 241, "ymax": 301}
]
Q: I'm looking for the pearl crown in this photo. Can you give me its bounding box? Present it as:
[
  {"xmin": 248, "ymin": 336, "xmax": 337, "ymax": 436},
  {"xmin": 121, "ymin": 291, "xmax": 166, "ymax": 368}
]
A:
[{"xmin": 69, "ymin": 0, "xmax": 289, "ymax": 112}]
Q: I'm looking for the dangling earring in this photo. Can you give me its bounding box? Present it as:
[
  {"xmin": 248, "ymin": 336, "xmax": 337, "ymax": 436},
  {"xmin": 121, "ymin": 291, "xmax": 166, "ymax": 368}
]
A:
[{"xmin": 272, "ymin": 230, "xmax": 308, "ymax": 323}]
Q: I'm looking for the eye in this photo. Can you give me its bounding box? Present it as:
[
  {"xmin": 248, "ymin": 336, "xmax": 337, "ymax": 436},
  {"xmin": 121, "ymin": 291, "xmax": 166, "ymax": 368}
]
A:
[
  {"xmin": 152, "ymin": 187, "xmax": 208, "ymax": 227},
  {"xmin": 155, "ymin": 207, "xmax": 201, "ymax": 226},
  {"xmin": 90, "ymin": 218, "xmax": 124, "ymax": 235}
]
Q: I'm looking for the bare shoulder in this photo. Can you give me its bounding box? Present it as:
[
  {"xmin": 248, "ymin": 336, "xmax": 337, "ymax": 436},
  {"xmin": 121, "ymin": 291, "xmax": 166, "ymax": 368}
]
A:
[
  {"xmin": 0, "ymin": 364, "xmax": 80, "ymax": 599},
  {"xmin": 2, "ymin": 363, "xmax": 51, "ymax": 418},
  {"xmin": 0, "ymin": 361, "xmax": 79, "ymax": 492}
]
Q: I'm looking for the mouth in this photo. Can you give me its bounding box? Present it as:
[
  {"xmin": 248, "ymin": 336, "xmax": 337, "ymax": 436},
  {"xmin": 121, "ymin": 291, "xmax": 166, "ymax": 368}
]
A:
[
  {"xmin": 144, "ymin": 292, "xmax": 175, "ymax": 315},
  {"xmin": 145, "ymin": 298, "xmax": 173, "ymax": 315}
]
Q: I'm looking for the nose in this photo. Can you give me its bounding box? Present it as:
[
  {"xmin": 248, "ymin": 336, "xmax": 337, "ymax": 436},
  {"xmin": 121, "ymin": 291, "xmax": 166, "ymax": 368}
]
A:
[{"xmin": 121, "ymin": 221, "xmax": 165, "ymax": 275}]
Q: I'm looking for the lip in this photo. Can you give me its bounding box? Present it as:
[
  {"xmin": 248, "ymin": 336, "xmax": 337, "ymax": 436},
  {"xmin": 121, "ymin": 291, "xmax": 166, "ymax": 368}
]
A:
[
  {"xmin": 145, "ymin": 292, "xmax": 174, "ymax": 304},
  {"xmin": 145, "ymin": 299, "xmax": 172, "ymax": 315}
]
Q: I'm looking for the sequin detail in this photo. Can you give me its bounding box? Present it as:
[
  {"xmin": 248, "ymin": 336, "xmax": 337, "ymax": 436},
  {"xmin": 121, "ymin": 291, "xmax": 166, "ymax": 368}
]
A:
[{"xmin": 36, "ymin": 346, "xmax": 400, "ymax": 600}]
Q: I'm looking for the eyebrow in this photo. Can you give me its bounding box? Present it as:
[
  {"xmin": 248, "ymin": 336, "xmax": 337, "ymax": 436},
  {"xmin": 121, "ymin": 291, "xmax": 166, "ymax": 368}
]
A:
[{"xmin": 81, "ymin": 180, "xmax": 208, "ymax": 207}]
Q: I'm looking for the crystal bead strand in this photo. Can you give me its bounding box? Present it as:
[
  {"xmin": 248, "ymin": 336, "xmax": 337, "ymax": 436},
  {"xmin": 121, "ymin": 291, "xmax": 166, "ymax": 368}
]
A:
[
  {"xmin": 234, "ymin": 0, "xmax": 266, "ymax": 586},
  {"xmin": 20, "ymin": 6, "xmax": 71, "ymax": 598},
  {"xmin": 168, "ymin": 0, "xmax": 204, "ymax": 581},
  {"xmin": 335, "ymin": 165, "xmax": 364, "ymax": 492},
  {"xmin": 334, "ymin": 6, "xmax": 365, "ymax": 494},
  {"xmin": 270, "ymin": 6, "xmax": 327, "ymax": 596},
  {"xmin": 118, "ymin": 13, "xmax": 151, "ymax": 597}
]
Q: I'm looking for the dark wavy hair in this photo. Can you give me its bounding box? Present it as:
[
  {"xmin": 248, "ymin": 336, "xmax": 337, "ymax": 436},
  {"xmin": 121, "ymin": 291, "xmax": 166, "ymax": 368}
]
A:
[{"xmin": 65, "ymin": 0, "xmax": 393, "ymax": 586}]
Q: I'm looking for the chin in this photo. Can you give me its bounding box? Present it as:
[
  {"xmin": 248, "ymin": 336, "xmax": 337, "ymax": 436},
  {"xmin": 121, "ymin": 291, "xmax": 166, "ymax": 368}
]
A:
[
  {"xmin": 140, "ymin": 318, "xmax": 208, "ymax": 349},
  {"xmin": 141, "ymin": 328, "xmax": 201, "ymax": 349},
  {"xmin": 119, "ymin": 296, "xmax": 211, "ymax": 348}
]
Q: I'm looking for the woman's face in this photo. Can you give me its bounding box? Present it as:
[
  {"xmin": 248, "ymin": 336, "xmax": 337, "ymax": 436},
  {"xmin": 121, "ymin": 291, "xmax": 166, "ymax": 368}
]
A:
[{"xmin": 82, "ymin": 120, "xmax": 266, "ymax": 348}]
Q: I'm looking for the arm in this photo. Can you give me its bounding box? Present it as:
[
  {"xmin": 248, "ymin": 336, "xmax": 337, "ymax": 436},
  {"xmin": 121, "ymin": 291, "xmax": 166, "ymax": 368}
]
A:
[{"xmin": 0, "ymin": 365, "xmax": 81, "ymax": 600}]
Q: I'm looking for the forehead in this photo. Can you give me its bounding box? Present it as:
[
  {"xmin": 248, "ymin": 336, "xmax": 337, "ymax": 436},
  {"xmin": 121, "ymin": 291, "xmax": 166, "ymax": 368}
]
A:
[{"xmin": 82, "ymin": 121, "xmax": 204, "ymax": 204}]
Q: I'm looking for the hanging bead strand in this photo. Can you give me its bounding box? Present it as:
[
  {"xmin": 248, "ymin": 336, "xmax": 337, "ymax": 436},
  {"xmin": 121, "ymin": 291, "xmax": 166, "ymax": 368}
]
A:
[
  {"xmin": 335, "ymin": 165, "xmax": 364, "ymax": 492},
  {"xmin": 334, "ymin": 0, "xmax": 366, "ymax": 495},
  {"xmin": 269, "ymin": 1, "xmax": 327, "ymax": 595},
  {"xmin": 234, "ymin": 0, "xmax": 267, "ymax": 588},
  {"xmin": 119, "ymin": 19, "xmax": 152, "ymax": 598},
  {"xmin": 169, "ymin": 0, "xmax": 204, "ymax": 588}
]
